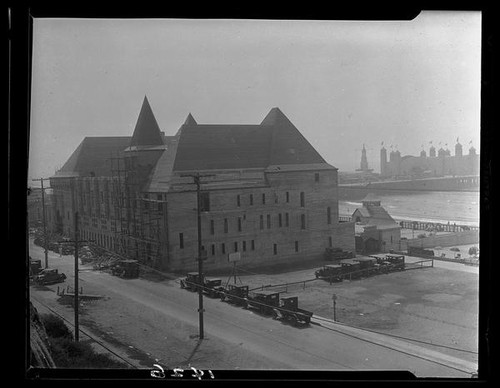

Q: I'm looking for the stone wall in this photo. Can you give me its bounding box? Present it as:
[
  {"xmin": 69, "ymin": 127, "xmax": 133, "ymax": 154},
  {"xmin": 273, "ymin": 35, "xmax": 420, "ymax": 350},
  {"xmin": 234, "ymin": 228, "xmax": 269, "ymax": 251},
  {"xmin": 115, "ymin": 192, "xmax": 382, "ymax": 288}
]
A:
[{"xmin": 402, "ymin": 230, "xmax": 479, "ymax": 250}]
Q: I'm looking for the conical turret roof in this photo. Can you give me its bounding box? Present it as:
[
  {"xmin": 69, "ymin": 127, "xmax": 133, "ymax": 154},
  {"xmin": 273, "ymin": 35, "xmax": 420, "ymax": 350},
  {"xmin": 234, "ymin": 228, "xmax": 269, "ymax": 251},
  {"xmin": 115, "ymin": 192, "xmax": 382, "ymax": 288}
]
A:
[{"xmin": 130, "ymin": 96, "xmax": 164, "ymax": 147}]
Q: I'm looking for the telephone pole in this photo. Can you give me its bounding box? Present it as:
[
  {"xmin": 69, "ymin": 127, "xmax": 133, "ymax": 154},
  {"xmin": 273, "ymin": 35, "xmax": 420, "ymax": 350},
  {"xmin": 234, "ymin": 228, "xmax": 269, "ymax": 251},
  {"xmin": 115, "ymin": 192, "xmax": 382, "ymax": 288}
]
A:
[
  {"xmin": 31, "ymin": 178, "xmax": 50, "ymax": 268},
  {"xmin": 58, "ymin": 211, "xmax": 92, "ymax": 342},
  {"xmin": 181, "ymin": 173, "xmax": 215, "ymax": 340}
]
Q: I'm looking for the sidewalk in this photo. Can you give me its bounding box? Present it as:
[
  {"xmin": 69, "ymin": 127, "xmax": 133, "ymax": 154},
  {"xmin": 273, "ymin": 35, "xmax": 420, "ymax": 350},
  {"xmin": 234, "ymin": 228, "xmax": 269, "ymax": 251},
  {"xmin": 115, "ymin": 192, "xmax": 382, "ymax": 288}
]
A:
[{"xmin": 312, "ymin": 315, "xmax": 477, "ymax": 375}]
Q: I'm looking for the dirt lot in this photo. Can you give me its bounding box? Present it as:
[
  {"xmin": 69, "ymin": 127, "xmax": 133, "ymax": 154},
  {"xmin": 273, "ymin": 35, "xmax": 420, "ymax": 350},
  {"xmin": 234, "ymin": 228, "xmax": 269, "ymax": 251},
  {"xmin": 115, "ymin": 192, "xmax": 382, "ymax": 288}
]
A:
[{"xmin": 215, "ymin": 259, "xmax": 479, "ymax": 365}]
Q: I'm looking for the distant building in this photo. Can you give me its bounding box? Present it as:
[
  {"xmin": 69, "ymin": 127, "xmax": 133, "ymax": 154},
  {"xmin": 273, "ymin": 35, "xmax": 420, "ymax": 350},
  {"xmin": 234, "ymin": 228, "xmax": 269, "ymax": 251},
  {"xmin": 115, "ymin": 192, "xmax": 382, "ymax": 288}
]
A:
[
  {"xmin": 351, "ymin": 193, "xmax": 401, "ymax": 253},
  {"xmin": 356, "ymin": 144, "xmax": 373, "ymax": 173},
  {"xmin": 379, "ymin": 141, "xmax": 479, "ymax": 179},
  {"xmin": 49, "ymin": 96, "xmax": 355, "ymax": 271}
]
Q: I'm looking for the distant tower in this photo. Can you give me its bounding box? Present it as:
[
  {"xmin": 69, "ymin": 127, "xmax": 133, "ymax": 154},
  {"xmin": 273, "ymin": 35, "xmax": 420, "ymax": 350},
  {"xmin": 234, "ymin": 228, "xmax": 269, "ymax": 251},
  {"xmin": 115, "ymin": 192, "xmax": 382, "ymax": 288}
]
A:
[
  {"xmin": 420, "ymin": 149, "xmax": 427, "ymax": 157},
  {"xmin": 469, "ymin": 145, "xmax": 477, "ymax": 155},
  {"xmin": 429, "ymin": 145, "xmax": 436, "ymax": 157},
  {"xmin": 455, "ymin": 138, "xmax": 463, "ymax": 157},
  {"xmin": 380, "ymin": 145, "xmax": 387, "ymax": 177},
  {"xmin": 438, "ymin": 147, "xmax": 446, "ymax": 158},
  {"xmin": 356, "ymin": 144, "xmax": 373, "ymax": 172}
]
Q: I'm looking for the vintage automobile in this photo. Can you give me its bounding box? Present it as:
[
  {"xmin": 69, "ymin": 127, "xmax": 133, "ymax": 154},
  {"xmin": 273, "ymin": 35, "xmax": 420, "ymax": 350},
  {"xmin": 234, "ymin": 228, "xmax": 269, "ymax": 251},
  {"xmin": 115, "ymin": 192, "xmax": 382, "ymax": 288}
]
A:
[
  {"xmin": 34, "ymin": 268, "xmax": 67, "ymax": 285},
  {"xmin": 29, "ymin": 258, "xmax": 42, "ymax": 278},
  {"xmin": 220, "ymin": 284, "xmax": 249, "ymax": 306},
  {"xmin": 276, "ymin": 296, "xmax": 313, "ymax": 326},
  {"xmin": 111, "ymin": 260, "xmax": 140, "ymax": 279},
  {"xmin": 314, "ymin": 264, "xmax": 343, "ymax": 282},
  {"xmin": 244, "ymin": 290, "xmax": 281, "ymax": 316}
]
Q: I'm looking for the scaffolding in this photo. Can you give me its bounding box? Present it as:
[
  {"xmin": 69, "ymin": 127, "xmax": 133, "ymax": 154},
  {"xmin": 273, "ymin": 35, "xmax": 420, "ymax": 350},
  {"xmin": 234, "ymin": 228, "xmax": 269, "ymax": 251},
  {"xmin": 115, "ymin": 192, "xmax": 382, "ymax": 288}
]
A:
[{"xmin": 108, "ymin": 150, "xmax": 167, "ymax": 268}]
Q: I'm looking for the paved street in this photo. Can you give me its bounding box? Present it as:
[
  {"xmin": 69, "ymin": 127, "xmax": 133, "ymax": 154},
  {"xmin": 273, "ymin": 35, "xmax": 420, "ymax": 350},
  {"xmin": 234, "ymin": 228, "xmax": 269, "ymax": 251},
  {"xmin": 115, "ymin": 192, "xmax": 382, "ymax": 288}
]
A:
[{"xmin": 29, "ymin": 239, "xmax": 476, "ymax": 377}]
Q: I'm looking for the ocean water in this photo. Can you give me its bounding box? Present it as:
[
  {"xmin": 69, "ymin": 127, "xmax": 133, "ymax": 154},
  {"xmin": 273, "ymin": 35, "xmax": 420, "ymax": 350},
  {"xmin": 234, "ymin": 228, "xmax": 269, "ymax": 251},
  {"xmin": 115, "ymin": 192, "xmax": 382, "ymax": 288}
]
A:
[{"xmin": 339, "ymin": 191, "xmax": 480, "ymax": 226}]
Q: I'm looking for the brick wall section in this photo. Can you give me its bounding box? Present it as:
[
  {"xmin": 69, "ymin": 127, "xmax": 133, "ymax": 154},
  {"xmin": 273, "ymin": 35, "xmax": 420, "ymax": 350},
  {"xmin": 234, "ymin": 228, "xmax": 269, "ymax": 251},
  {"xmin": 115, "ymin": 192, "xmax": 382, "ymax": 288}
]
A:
[{"xmin": 402, "ymin": 230, "xmax": 479, "ymax": 250}]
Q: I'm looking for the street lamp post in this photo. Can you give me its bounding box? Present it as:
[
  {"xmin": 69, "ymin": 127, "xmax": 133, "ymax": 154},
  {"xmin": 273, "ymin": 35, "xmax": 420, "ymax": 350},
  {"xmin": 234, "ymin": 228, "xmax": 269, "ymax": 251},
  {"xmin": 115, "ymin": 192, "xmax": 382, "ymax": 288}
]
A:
[{"xmin": 32, "ymin": 178, "xmax": 50, "ymax": 268}]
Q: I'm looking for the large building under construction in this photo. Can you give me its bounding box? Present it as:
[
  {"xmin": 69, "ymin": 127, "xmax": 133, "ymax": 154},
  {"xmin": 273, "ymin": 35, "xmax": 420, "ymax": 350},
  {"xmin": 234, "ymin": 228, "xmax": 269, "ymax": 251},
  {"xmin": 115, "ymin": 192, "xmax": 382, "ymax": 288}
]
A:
[{"xmin": 49, "ymin": 97, "xmax": 355, "ymax": 271}]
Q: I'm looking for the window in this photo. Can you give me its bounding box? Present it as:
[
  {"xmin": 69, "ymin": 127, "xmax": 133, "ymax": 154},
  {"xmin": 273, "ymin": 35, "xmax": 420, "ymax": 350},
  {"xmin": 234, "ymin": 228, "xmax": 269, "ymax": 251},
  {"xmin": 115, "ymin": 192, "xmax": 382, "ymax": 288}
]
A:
[
  {"xmin": 211, "ymin": 244, "xmax": 215, "ymax": 256},
  {"xmin": 222, "ymin": 243, "xmax": 226, "ymax": 254},
  {"xmin": 157, "ymin": 194, "xmax": 163, "ymax": 211},
  {"xmin": 315, "ymin": 173, "xmax": 320, "ymax": 182},
  {"xmin": 301, "ymin": 214, "xmax": 306, "ymax": 230},
  {"xmin": 262, "ymin": 193, "xmax": 266, "ymax": 205},
  {"xmin": 243, "ymin": 241, "xmax": 247, "ymax": 251},
  {"xmin": 224, "ymin": 218, "xmax": 228, "ymax": 233},
  {"xmin": 238, "ymin": 217, "xmax": 242, "ymax": 232},
  {"xmin": 329, "ymin": 236, "xmax": 333, "ymax": 247},
  {"xmin": 278, "ymin": 213, "xmax": 282, "ymax": 227},
  {"xmin": 286, "ymin": 192, "xmax": 290, "ymax": 203},
  {"xmin": 260, "ymin": 215, "xmax": 264, "ymax": 230},
  {"xmin": 237, "ymin": 195, "xmax": 241, "ymax": 207},
  {"xmin": 200, "ymin": 192, "xmax": 210, "ymax": 212},
  {"xmin": 179, "ymin": 233, "xmax": 184, "ymax": 249},
  {"xmin": 251, "ymin": 240, "xmax": 255, "ymax": 250},
  {"xmin": 267, "ymin": 214, "xmax": 271, "ymax": 229},
  {"xmin": 234, "ymin": 242, "xmax": 238, "ymax": 252},
  {"xmin": 295, "ymin": 241, "xmax": 299, "ymax": 252},
  {"xmin": 285, "ymin": 213, "xmax": 290, "ymax": 227},
  {"xmin": 210, "ymin": 220, "xmax": 215, "ymax": 235},
  {"xmin": 273, "ymin": 244, "xmax": 277, "ymax": 255},
  {"xmin": 250, "ymin": 194, "xmax": 254, "ymax": 206},
  {"xmin": 327, "ymin": 207, "xmax": 332, "ymax": 225},
  {"xmin": 300, "ymin": 192, "xmax": 305, "ymax": 207}
]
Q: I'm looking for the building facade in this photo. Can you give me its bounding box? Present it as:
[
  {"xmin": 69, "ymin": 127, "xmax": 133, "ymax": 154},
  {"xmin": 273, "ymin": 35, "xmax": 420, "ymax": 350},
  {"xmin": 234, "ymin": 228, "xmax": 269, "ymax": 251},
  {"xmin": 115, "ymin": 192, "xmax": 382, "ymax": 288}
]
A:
[
  {"xmin": 380, "ymin": 142, "xmax": 479, "ymax": 179},
  {"xmin": 49, "ymin": 97, "xmax": 355, "ymax": 271}
]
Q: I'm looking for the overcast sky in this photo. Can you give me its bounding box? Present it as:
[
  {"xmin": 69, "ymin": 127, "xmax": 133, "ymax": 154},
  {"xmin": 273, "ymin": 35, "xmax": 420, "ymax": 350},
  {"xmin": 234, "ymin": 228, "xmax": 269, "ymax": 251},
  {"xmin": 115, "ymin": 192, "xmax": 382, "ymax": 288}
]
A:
[{"xmin": 28, "ymin": 11, "xmax": 481, "ymax": 184}]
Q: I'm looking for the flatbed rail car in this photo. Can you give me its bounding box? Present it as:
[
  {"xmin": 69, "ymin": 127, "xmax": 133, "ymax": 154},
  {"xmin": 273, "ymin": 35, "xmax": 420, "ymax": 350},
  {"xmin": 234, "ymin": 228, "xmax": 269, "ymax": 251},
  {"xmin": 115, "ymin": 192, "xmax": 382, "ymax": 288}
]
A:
[
  {"xmin": 220, "ymin": 284, "xmax": 249, "ymax": 306},
  {"xmin": 244, "ymin": 290, "xmax": 281, "ymax": 316},
  {"xmin": 180, "ymin": 273, "xmax": 225, "ymax": 297},
  {"xmin": 275, "ymin": 296, "xmax": 313, "ymax": 326},
  {"xmin": 315, "ymin": 264, "xmax": 343, "ymax": 282}
]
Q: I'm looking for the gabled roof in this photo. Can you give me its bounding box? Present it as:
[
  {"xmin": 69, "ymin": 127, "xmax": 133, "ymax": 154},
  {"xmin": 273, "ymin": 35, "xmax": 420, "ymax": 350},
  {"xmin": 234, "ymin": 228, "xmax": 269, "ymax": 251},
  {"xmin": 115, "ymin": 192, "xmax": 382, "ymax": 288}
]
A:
[
  {"xmin": 54, "ymin": 137, "xmax": 131, "ymax": 177},
  {"xmin": 129, "ymin": 96, "xmax": 164, "ymax": 147},
  {"xmin": 172, "ymin": 107, "xmax": 330, "ymax": 172}
]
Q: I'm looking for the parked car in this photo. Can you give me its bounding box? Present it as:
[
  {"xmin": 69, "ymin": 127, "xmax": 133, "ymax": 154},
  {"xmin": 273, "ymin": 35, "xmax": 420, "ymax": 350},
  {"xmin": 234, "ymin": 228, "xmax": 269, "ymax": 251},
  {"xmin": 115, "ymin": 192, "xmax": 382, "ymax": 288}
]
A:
[{"xmin": 34, "ymin": 269, "xmax": 66, "ymax": 285}]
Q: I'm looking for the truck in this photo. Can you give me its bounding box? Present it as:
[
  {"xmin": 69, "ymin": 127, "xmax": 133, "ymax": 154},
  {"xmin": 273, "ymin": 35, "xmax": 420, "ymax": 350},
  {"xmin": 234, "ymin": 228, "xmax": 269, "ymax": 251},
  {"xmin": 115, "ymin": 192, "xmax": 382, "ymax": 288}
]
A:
[
  {"xmin": 34, "ymin": 268, "xmax": 67, "ymax": 285},
  {"xmin": 314, "ymin": 264, "xmax": 343, "ymax": 282},
  {"xmin": 384, "ymin": 254, "xmax": 405, "ymax": 271},
  {"xmin": 339, "ymin": 259, "xmax": 362, "ymax": 279},
  {"xmin": 220, "ymin": 284, "xmax": 249, "ymax": 306},
  {"xmin": 244, "ymin": 290, "xmax": 281, "ymax": 316},
  {"xmin": 353, "ymin": 257, "xmax": 378, "ymax": 276},
  {"xmin": 180, "ymin": 273, "xmax": 225, "ymax": 297},
  {"xmin": 111, "ymin": 259, "xmax": 140, "ymax": 279},
  {"xmin": 276, "ymin": 296, "xmax": 313, "ymax": 326},
  {"xmin": 29, "ymin": 258, "xmax": 42, "ymax": 279}
]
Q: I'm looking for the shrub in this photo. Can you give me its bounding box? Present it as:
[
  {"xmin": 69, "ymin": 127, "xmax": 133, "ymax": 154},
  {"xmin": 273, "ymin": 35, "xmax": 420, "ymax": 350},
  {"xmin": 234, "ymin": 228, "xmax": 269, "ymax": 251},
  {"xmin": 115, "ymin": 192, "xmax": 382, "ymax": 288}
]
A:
[
  {"xmin": 468, "ymin": 246, "xmax": 479, "ymax": 256},
  {"xmin": 417, "ymin": 233, "xmax": 427, "ymax": 239},
  {"xmin": 41, "ymin": 314, "xmax": 73, "ymax": 340}
]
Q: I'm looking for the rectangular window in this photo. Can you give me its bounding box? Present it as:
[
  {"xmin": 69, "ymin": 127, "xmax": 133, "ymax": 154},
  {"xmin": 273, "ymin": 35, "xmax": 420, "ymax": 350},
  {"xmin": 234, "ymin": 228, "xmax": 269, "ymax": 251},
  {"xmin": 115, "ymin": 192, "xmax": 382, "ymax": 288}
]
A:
[
  {"xmin": 224, "ymin": 218, "xmax": 228, "ymax": 233},
  {"xmin": 285, "ymin": 212, "xmax": 290, "ymax": 227},
  {"xmin": 327, "ymin": 206, "xmax": 332, "ymax": 225},
  {"xmin": 210, "ymin": 220, "xmax": 215, "ymax": 235},
  {"xmin": 237, "ymin": 195, "xmax": 241, "ymax": 207},
  {"xmin": 260, "ymin": 215, "xmax": 264, "ymax": 230},
  {"xmin": 329, "ymin": 236, "xmax": 333, "ymax": 247},
  {"xmin": 179, "ymin": 233, "xmax": 184, "ymax": 249},
  {"xmin": 250, "ymin": 194, "xmax": 254, "ymax": 206},
  {"xmin": 278, "ymin": 213, "xmax": 283, "ymax": 227},
  {"xmin": 286, "ymin": 191, "xmax": 290, "ymax": 203},
  {"xmin": 273, "ymin": 243, "xmax": 277, "ymax": 255},
  {"xmin": 301, "ymin": 214, "xmax": 306, "ymax": 230},
  {"xmin": 238, "ymin": 217, "xmax": 242, "ymax": 232},
  {"xmin": 315, "ymin": 173, "xmax": 320, "ymax": 182},
  {"xmin": 267, "ymin": 214, "xmax": 271, "ymax": 229},
  {"xmin": 222, "ymin": 243, "xmax": 226, "ymax": 254},
  {"xmin": 200, "ymin": 192, "xmax": 210, "ymax": 212},
  {"xmin": 251, "ymin": 240, "xmax": 255, "ymax": 250},
  {"xmin": 295, "ymin": 241, "xmax": 299, "ymax": 252},
  {"xmin": 211, "ymin": 244, "xmax": 215, "ymax": 256},
  {"xmin": 262, "ymin": 193, "xmax": 266, "ymax": 205},
  {"xmin": 243, "ymin": 241, "xmax": 247, "ymax": 251},
  {"xmin": 300, "ymin": 192, "xmax": 305, "ymax": 207},
  {"xmin": 234, "ymin": 242, "xmax": 238, "ymax": 252}
]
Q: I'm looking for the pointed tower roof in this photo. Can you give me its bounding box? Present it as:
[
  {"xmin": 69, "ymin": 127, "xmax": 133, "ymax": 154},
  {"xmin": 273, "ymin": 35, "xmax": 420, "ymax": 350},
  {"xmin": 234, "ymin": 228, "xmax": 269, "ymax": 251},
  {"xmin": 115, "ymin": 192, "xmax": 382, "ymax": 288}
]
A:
[
  {"xmin": 184, "ymin": 113, "xmax": 197, "ymax": 126},
  {"xmin": 129, "ymin": 96, "xmax": 164, "ymax": 147}
]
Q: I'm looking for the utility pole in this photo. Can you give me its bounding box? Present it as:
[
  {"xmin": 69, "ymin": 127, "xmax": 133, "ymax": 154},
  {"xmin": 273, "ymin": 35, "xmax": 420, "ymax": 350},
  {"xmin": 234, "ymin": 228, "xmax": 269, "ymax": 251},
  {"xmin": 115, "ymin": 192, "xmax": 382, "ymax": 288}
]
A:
[
  {"xmin": 58, "ymin": 211, "xmax": 92, "ymax": 342},
  {"xmin": 31, "ymin": 178, "xmax": 50, "ymax": 268},
  {"xmin": 180, "ymin": 173, "xmax": 215, "ymax": 340},
  {"xmin": 332, "ymin": 294, "xmax": 337, "ymax": 322}
]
